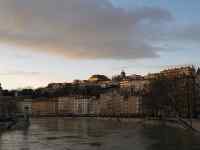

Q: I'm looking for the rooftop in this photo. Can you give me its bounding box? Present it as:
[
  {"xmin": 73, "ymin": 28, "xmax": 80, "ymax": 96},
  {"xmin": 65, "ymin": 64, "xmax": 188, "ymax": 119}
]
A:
[{"xmin": 88, "ymin": 74, "xmax": 111, "ymax": 82}]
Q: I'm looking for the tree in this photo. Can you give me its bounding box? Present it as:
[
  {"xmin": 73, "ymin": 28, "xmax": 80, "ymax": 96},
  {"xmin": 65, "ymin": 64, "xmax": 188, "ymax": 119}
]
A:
[
  {"xmin": 142, "ymin": 74, "xmax": 195, "ymax": 119},
  {"xmin": 142, "ymin": 76, "xmax": 172, "ymax": 117}
]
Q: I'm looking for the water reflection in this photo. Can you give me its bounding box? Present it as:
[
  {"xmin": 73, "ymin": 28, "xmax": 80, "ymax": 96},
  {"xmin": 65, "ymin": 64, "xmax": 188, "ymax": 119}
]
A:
[
  {"xmin": 142, "ymin": 124, "xmax": 200, "ymax": 150},
  {"xmin": 0, "ymin": 118, "xmax": 199, "ymax": 150}
]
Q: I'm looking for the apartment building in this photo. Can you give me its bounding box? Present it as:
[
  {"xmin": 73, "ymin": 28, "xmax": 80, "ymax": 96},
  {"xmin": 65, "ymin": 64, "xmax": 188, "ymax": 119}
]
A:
[
  {"xmin": 57, "ymin": 96, "xmax": 98, "ymax": 115},
  {"xmin": 98, "ymin": 88, "xmax": 141, "ymax": 116},
  {"xmin": 57, "ymin": 97, "xmax": 74, "ymax": 115},
  {"xmin": 32, "ymin": 98, "xmax": 58, "ymax": 116}
]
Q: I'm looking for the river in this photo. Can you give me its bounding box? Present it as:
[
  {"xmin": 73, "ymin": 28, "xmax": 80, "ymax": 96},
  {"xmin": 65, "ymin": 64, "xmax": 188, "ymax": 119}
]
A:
[{"xmin": 0, "ymin": 117, "xmax": 199, "ymax": 150}]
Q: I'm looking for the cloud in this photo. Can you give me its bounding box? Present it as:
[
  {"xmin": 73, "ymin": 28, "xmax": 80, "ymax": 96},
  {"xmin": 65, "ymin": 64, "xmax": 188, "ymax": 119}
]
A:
[
  {"xmin": 0, "ymin": 70, "xmax": 41, "ymax": 76},
  {"xmin": 0, "ymin": 0, "xmax": 173, "ymax": 59},
  {"xmin": 154, "ymin": 23, "xmax": 200, "ymax": 51},
  {"xmin": 171, "ymin": 24, "xmax": 200, "ymax": 42}
]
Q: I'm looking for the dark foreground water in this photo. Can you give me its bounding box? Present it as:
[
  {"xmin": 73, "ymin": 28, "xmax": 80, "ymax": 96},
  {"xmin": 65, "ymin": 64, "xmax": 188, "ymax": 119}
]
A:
[{"xmin": 0, "ymin": 117, "xmax": 200, "ymax": 150}]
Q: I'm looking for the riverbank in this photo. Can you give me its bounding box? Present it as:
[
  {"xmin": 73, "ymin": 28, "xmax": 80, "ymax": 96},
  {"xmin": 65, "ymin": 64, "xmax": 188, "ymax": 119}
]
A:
[
  {"xmin": 139, "ymin": 118, "xmax": 200, "ymax": 133},
  {"xmin": 31, "ymin": 114, "xmax": 144, "ymax": 118}
]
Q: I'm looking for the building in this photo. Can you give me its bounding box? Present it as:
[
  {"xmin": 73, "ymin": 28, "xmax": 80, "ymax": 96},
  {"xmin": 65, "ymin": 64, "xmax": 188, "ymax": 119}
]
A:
[
  {"xmin": 58, "ymin": 96, "xmax": 98, "ymax": 115},
  {"xmin": 195, "ymin": 68, "xmax": 200, "ymax": 117},
  {"xmin": 88, "ymin": 74, "xmax": 111, "ymax": 83},
  {"xmin": 161, "ymin": 66, "xmax": 196, "ymax": 117},
  {"xmin": 88, "ymin": 97, "xmax": 99, "ymax": 115},
  {"xmin": 120, "ymin": 75, "xmax": 149, "ymax": 91},
  {"xmin": 112, "ymin": 70, "xmax": 127, "ymax": 83},
  {"xmin": 142, "ymin": 66, "xmax": 196, "ymax": 117},
  {"xmin": 126, "ymin": 96, "xmax": 142, "ymax": 114},
  {"xmin": 16, "ymin": 98, "xmax": 32, "ymax": 115},
  {"xmin": 72, "ymin": 96, "xmax": 90, "ymax": 115},
  {"xmin": 98, "ymin": 88, "xmax": 142, "ymax": 116},
  {"xmin": 58, "ymin": 97, "xmax": 74, "ymax": 115},
  {"xmin": 32, "ymin": 98, "xmax": 58, "ymax": 116},
  {"xmin": 160, "ymin": 66, "xmax": 195, "ymax": 78},
  {"xmin": 119, "ymin": 75, "xmax": 148, "ymax": 115},
  {"xmin": 144, "ymin": 73, "xmax": 161, "ymax": 80},
  {"xmin": 98, "ymin": 89, "xmax": 120, "ymax": 115},
  {"xmin": 47, "ymin": 83, "xmax": 72, "ymax": 89}
]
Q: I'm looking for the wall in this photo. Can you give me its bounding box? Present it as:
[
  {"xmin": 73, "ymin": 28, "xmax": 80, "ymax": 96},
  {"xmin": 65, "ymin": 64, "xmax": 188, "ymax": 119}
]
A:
[{"xmin": 32, "ymin": 98, "xmax": 58, "ymax": 116}]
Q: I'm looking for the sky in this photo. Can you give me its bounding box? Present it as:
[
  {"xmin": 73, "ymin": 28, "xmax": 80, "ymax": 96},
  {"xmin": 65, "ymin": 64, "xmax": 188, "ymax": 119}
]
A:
[{"xmin": 0, "ymin": 0, "xmax": 200, "ymax": 89}]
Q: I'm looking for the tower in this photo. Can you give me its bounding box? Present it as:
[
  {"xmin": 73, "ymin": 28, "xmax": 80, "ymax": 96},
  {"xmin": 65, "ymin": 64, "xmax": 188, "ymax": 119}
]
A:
[{"xmin": 120, "ymin": 70, "xmax": 126, "ymax": 79}]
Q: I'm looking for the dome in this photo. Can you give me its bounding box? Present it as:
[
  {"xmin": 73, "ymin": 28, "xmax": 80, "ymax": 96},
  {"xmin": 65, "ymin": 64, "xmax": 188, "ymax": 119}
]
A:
[{"xmin": 88, "ymin": 75, "xmax": 110, "ymax": 82}]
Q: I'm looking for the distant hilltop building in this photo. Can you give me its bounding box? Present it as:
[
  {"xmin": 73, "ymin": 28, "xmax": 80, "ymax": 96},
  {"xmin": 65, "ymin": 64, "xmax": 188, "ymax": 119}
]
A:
[
  {"xmin": 120, "ymin": 70, "xmax": 126, "ymax": 79},
  {"xmin": 113, "ymin": 70, "xmax": 144, "ymax": 82},
  {"xmin": 144, "ymin": 72, "xmax": 159, "ymax": 80},
  {"xmin": 145, "ymin": 66, "xmax": 196, "ymax": 80},
  {"xmin": 112, "ymin": 70, "xmax": 127, "ymax": 82},
  {"xmin": 88, "ymin": 74, "xmax": 111, "ymax": 83},
  {"xmin": 160, "ymin": 66, "xmax": 195, "ymax": 78},
  {"xmin": 47, "ymin": 82, "xmax": 72, "ymax": 89}
]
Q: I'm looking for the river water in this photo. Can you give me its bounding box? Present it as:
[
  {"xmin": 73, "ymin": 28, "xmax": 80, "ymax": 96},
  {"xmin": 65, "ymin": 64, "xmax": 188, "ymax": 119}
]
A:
[{"xmin": 0, "ymin": 117, "xmax": 200, "ymax": 150}]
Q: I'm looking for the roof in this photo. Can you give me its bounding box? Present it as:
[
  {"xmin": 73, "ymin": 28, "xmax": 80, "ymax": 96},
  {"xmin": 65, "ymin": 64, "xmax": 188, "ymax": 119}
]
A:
[{"xmin": 88, "ymin": 74, "xmax": 111, "ymax": 82}]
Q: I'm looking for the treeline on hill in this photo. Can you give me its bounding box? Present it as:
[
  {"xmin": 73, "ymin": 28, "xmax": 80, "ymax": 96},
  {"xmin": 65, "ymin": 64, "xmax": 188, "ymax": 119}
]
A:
[
  {"xmin": 1, "ymin": 84, "xmax": 113, "ymax": 98},
  {"xmin": 142, "ymin": 74, "xmax": 196, "ymax": 118}
]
